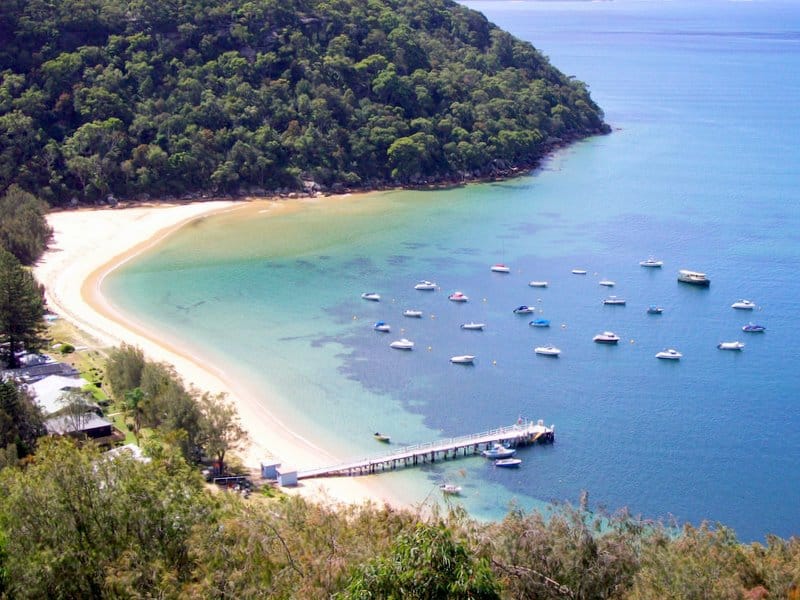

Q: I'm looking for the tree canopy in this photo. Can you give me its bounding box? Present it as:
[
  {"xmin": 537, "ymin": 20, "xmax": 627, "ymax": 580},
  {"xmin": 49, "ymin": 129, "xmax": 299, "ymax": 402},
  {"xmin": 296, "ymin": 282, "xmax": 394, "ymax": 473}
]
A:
[
  {"xmin": 0, "ymin": 0, "xmax": 609, "ymax": 204},
  {"xmin": 0, "ymin": 248, "xmax": 47, "ymax": 368}
]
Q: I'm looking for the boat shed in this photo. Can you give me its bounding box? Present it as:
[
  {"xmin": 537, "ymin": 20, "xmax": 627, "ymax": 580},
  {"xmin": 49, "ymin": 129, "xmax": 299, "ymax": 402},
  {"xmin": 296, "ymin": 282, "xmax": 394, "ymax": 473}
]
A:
[
  {"xmin": 260, "ymin": 460, "xmax": 281, "ymax": 480},
  {"xmin": 276, "ymin": 466, "xmax": 298, "ymax": 487}
]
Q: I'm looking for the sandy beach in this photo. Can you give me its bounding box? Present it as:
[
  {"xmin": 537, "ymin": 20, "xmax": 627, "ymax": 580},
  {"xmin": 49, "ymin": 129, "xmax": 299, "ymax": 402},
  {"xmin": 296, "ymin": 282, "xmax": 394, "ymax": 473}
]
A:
[{"xmin": 34, "ymin": 200, "xmax": 398, "ymax": 507}]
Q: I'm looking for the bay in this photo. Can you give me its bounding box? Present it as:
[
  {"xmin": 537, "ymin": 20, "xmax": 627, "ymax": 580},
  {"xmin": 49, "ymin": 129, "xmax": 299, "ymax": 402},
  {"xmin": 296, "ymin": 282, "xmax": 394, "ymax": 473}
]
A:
[{"xmin": 103, "ymin": 0, "xmax": 800, "ymax": 541}]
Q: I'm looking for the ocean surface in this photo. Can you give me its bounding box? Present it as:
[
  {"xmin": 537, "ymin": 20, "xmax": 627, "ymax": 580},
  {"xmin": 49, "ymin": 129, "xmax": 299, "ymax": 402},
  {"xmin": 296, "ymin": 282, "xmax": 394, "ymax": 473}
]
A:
[{"xmin": 103, "ymin": 0, "xmax": 800, "ymax": 542}]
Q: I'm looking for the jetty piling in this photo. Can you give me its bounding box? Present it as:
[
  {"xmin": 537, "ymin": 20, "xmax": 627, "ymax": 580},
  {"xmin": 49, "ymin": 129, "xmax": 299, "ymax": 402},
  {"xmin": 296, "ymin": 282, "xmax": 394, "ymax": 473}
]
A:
[{"xmin": 297, "ymin": 419, "xmax": 554, "ymax": 480}]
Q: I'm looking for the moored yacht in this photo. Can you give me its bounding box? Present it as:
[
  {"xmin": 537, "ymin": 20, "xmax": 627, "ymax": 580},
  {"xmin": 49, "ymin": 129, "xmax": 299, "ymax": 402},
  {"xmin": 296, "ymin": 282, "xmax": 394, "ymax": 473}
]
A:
[
  {"xmin": 361, "ymin": 292, "xmax": 381, "ymax": 301},
  {"xmin": 491, "ymin": 264, "xmax": 511, "ymax": 273},
  {"xmin": 603, "ymin": 296, "xmax": 626, "ymax": 305},
  {"xmin": 449, "ymin": 291, "xmax": 469, "ymax": 302},
  {"xmin": 373, "ymin": 321, "xmax": 391, "ymax": 332},
  {"xmin": 403, "ymin": 309, "xmax": 423, "ymax": 318},
  {"xmin": 460, "ymin": 322, "xmax": 485, "ymax": 330},
  {"xmin": 655, "ymin": 348, "xmax": 682, "ymax": 360},
  {"xmin": 529, "ymin": 281, "xmax": 548, "ymax": 288},
  {"xmin": 599, "ymin": 279, "xmax": 615, "ymax": 287},
  {"xmin": 640, "ymin": 258, "xmax": 663, "ymax": 268},
  {"xmin": 731, "ymin": 299, "xmax": 756, "ymax": 310},
  {"xmin": 389, "ymin": 338, "xmax": 414, "ymax": 350},
  {"xmin": 450, "ymin": 355, "xmax": 475, "ymax": 364},
  {"xmin": 593, "ymin": 331, "xmax": 620, "ymax": 344},
  {"xmin": 513, "ymin": 305, "xmax": 534, "ymax": 314},
  {"xmin": 529, "ymin": 318, "xmax": 550, "ymax": 328},
  {"xmin": 742, "ymin": 323, "xmax": 766, "ymax": 333},
  {"xmin": 414, "ymin": 280, "xmax": 437, "ymax": 291},
  {"xmin": 677, "ymin": 270, "xmax": 710, "ymax": 286},
  {"xmin": 717, "ymin": 341, "xmax": 745, "ymax": 351},
  {"xmin": 534, "ymin": 345, "xmax": 561, "ymax": 357}
]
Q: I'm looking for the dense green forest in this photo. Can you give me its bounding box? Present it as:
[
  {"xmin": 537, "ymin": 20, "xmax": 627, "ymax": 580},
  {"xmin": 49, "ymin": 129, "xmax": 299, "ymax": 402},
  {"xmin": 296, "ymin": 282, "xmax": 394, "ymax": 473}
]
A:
[{"xmin": 0, "ymin": 0, "xmax": 609, "ymax": 205}]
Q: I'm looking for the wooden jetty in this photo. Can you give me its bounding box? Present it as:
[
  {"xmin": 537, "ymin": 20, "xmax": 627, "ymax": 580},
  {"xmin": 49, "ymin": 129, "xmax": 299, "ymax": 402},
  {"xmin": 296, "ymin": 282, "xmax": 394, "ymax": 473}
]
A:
[{"xmin": 297, "ymin": 419, "xmax": 554, "ymax": 480}]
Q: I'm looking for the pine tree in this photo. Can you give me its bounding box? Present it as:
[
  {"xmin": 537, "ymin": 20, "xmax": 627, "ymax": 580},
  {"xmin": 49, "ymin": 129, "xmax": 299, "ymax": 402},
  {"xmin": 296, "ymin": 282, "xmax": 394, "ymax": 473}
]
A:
[{"xmin": 0, "ymin": 248, "xmax": 47, "ymax": 368}]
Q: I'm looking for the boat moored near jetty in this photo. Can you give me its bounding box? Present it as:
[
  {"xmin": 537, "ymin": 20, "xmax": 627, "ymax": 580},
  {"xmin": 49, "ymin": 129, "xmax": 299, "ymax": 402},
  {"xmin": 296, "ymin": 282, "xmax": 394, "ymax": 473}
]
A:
[
  {"xmin": 742, "ymin": 323, "xmax": 766, "ymax": 333},
  {"xmin": 460, "ymin": 322, "xmax": 485, "ymax": 330},
  {"xmin": 450, "ymin": 355, "xmax": 475, "ymax": 364},
  {"xmin": 640, "ymin": 258, "xmax": 664, "ymax": 268},
  {"xmin": 389, "ymin": 338, "xmax": 414, "ymax": 350},
  {"xmin": 731, "ymin": 299, "xmax": 756, "ymax": 310},
  {"xmin": 718, "ymin": 341, "xmax": 745, "ymax": 351},
  {"xmin": 529, "ymin": 318, "xmax": 550, "ymax": 328},
  {"xmin": 513, "ymin": 305, "xmax": 534, "ymax": 314},
  {"xmin": 373, "ymin": 321, "xmax": 391, "ymax": 332},
  {"xmin": 593, "ymin": 331, "xmax": 620, "ymax": 344},
  {"xmin": 491, "ymin": 264, "xmax": 511, "ymax": 273},
  {"xmin": 656, "ymin": 348, "xmax": 682, "ymax": 360},
  {"xmin": 603, "ymin": 296, "xmax": 626, "ymax": 305},
  {"xmin": 482, "ymin": 443, "xmax": 516, "ymax": 459},
  {"xmin": 495, "ymin": 458, "xmax": 522, "ymax": 468},
  {"xmin": 535, "ymin": 345, "xmax": 561, "ymax": 356},
  {"xmin": 529, "ymin": 281, "xmax": 548, "ymax": 288},
  {"xmin": 361, "ymin": 292, "xmax": 381, "ymax": 301},
  {"xmin": 414, "ymin": 280, "xmax": 437, "ymax": 291},
  {"xmin": 448, "ymin": 291, "xmax": 469, "ymax": 302},
  {"xmin": 403, "ymin": 309, "xmax": 423, "ymax": 318},
  {"xmin": 373, "ymin": 432, "xmax": 391, "ymax": 443},
  {"xmin": 677, "ymin": 270, "xmax": 710, "ymax": 286}
]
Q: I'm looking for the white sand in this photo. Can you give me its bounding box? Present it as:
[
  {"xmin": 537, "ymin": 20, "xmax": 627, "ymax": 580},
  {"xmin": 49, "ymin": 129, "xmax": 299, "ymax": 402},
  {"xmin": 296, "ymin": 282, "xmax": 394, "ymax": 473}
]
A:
[{"xmin": 34, "ymin": 201, "xmax": 397, "ymax": 507}]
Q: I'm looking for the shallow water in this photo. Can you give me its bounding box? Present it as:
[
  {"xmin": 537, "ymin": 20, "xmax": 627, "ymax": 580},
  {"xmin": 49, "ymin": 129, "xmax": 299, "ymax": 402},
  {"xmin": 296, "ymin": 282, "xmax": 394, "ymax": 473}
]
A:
[{"xmin": 104, "ymin": 0, "xmax": 800, "ymax": 541}]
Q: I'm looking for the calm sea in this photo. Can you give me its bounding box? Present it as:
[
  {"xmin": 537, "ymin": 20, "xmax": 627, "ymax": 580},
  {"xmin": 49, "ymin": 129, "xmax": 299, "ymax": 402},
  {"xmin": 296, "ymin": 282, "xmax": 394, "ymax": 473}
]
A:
[{"xmin": 104, "ymin": 0, "xmax": 800, "ymax": 541}]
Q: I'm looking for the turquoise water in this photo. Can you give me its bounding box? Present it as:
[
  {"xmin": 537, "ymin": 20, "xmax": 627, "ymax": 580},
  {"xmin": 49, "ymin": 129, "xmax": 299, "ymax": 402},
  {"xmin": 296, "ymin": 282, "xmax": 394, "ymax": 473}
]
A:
[{"xmin": 104, "ymin": 0, "xmax": 800, "ymax": 541}]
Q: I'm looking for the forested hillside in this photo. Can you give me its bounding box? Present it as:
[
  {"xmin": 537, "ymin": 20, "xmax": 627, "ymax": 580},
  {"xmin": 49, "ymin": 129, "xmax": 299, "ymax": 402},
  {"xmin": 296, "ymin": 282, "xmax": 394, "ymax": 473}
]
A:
[{"xmin": 0, "ymin": 0, "xmax": 609, "ymax": 205}]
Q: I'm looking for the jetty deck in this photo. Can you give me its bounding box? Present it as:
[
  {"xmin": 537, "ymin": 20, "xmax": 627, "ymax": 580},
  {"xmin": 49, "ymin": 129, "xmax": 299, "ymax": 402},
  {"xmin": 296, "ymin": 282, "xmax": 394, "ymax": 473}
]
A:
[{"xmin": 297, "ymin": 419, "xmax": 554, "ymax": 480}]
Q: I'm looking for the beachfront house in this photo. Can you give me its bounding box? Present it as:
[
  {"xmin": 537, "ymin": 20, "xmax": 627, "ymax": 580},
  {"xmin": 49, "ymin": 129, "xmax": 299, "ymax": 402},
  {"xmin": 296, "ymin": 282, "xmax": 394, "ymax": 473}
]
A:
[{"xmin": 28, "ymin": 374, "xmax": 92, "ymax": 416}]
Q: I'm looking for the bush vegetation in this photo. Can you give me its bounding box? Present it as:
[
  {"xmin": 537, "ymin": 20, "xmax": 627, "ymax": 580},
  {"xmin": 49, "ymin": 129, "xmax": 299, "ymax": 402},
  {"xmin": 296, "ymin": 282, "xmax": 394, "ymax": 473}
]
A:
[{"xmin": 1, "ymin": 0, "xmax": 609, "ymax": 204}]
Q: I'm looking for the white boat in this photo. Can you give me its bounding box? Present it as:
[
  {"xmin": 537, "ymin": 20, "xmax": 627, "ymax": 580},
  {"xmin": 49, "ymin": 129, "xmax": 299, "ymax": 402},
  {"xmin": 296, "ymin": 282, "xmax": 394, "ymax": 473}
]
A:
[
  {"xmin": 603, "ymin": 296, "xmax": 626, "ymax": 305},
  {"xmin": 572, "ymin": 269, "xmax": 587, "ymax": 275},
  {"xmin": 450, "ymin": 355, "xmax": 475, "ymax": 364},
  {"xmin": 731, "ymin": 299, "xmax": 756, "ymax": 310},
  {"xmin": 361, "ymin": 292, "xmax": 381, "ymax": 301},
  {"xmin": 495, "ymin": 458, "xmax": 522, "ymax": 468},
  {"xmin": 513, "ymin": 305, "xmax": 534, "ymax": 314},
  {"xmin": 403, "ymin": 309, "xmax": 423, "ymax": 318},
  {"xmin": 482, "ymin": 443, "xmax": 516, "ymax": 459},
  {"xmin": 656, "ymin": 348, "xmax": 682, "ymax": 360},
  {"xmin": 677, "ymin": 269, "xmax": 710, "ymax": 286},
  {"xmin": 374, "ymin": 432, "xmax": 391, "ymax": 443},
  {"xmin": 491, "ymin": 264, "xmax": 511, "ymax": 273},
  {"xmin": 389, "ymin": 338, "xmax": 414, "ymax": 350},
  {"xmin": 529, "ymin": 281, "xmax": 548, "ymax": 288},
  {"xmin": 742, "ymin": 323, "xmax": 766, "ymax": 333},
  {"xmin": 593, "ymin": 331, "xmax": 620, "ymax": 344},
  {"xmin": 460, "ymin": 322, "xmax": 485, "ymax": 331},
  {"xmin": 373, "ymin": 321, "xmax": 391, "ymax": 332},
  {"xmin": 718, "ymin": 341, "xmax": 745, "ymax": 351},
  {"xmin": 647, "ymin": 305, "xmax": 664, "ymax": 314},
  {"xmin": 599, "ymin": 279, "xmax": 615, "ymax": 287},
  {"xmin": 439, "ymin": 483, "xmax": 462, "ymax": 495},
  {"xmin": 414, "ymin": 280, "xmax": 437, "ymax": 291},
  {"xmin": 448, "ymin": 291, "xmax": 469, "ymax": 302},
  {"xmin": 640, "ymin": 258, "xmax": 663, "ymax": 268},
  {"xmin": 535, "ymin": 345, "xmax": 561, "ymax": 357}
]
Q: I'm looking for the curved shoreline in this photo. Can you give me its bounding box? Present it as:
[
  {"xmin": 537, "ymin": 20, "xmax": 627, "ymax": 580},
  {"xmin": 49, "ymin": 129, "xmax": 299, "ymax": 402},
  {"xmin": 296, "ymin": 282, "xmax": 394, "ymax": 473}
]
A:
[{"xmin": 34, "ymin": 198, "xmax": 400, "ymax": 507}]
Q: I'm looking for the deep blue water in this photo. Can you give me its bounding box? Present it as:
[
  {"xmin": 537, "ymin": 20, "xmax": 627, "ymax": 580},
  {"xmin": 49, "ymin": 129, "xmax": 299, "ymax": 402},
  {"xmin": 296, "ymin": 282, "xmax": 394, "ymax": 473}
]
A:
[{"xmin": 105, "ymin": 0, "xmax": 800, "ymax": 541}]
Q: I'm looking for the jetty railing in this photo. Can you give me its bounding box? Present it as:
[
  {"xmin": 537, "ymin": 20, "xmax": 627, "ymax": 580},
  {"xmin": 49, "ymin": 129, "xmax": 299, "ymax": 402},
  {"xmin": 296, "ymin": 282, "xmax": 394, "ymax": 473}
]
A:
[{"xmin": 297, "ymin": 420, "xmax": 554, "ymax": 480}]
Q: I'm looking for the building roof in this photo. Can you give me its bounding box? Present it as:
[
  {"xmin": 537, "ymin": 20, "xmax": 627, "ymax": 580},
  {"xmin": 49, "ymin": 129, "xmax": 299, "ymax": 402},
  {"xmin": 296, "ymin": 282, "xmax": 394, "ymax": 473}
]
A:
[
  {"xmin": 45, "ymin": 413, "xmax": 112, "ymax": 436},
  {"xmin": 29, "ymin": 375, "xmax": 91, "ymax": 416}
]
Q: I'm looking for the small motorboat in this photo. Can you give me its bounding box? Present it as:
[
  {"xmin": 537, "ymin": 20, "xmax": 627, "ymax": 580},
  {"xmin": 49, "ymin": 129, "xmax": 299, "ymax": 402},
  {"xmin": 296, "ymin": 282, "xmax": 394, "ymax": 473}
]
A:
[
  {"xmin": 495, "ymin": 458, "xmax": 522, "ymax": 468},
  {"xmin": 449, "ymin": 291, "xmax": 469, "ymax": 302},
  {"xmin": 403, "ymin": 309, "xmax": 423, "ymax": 318},
  {"xmin": 529, "ymin": 318, "xmax": 551, "ymax": 328},
  {"xmin": 439, "ymin": 483, "xmax": 462, "ymax": 495},
  {"xmin": 742, "ymin": 323, "xmax": 766, "ymax": 333},
  {"xmin": 603, "ymin": 296, "xmax": 626, "ymax": 305},
  {"xmin": 718, "ymin": 341, "xmax": 745, "ymax": 351},
  {"xmin": 390, "ymin": 338, "xmax": 414, "ymax": 350},
  {"xmin": 361, "ymin": 292, "xmax": 380, "ymax": 301},
  {"xmin": 373, "ymin": 321, "xmax": 391, "ymax": 332},
  {"xmin": 599, "ymin": 279, "xmax": 615, "ymax": 287},
  {"xmin": 731, "ymin": 299, "xmax": 756, "ymax": 310},
  {"xmin": 656, "ymin": 348, "xmax": 682, "ymax": 360},
  {"xmin": 414, "ymin": 280, "xmax": 437, "ymax": 290},
  {"xmin": 640, "ymin": 258, "xmax": 664, "ymax": 268},
  {"xmin": 450, "ymin": 355, "xmax": 475, "ymax": 364},
  {"xmin": 374, "ymin": 432, "xmax": 391, "ymax": 443},
  {"xmin": 529, "ymin": 281, "xmax": 548, "ymax": 288},
  {"xmin": 513, "ymin": 305, "xmax": 534, "ymax": 314},
  {"xmin": 491, "ymin": 264, "xmax": 511, "ymax": 273},
  {"xmin": 535, "ymin": 345, "xmax": 561, "ymax": 357},
  {"xmin": 646, "ymin": 305, "xmax": 664, "ymax": 314},
  {"xmin": 482, "ymin": 443, "xmax": 516, "ymax": 459},
  {"xmin": 460, "ymin": 322, "xmax": 485, "ymax": 331},
  {"xmin": 593, "ymin": 331, "xmax": 620, "ymax": 344},
  {"xmin": 572, "ymin": 269, "xmax": 587, "ymax": 275}
]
